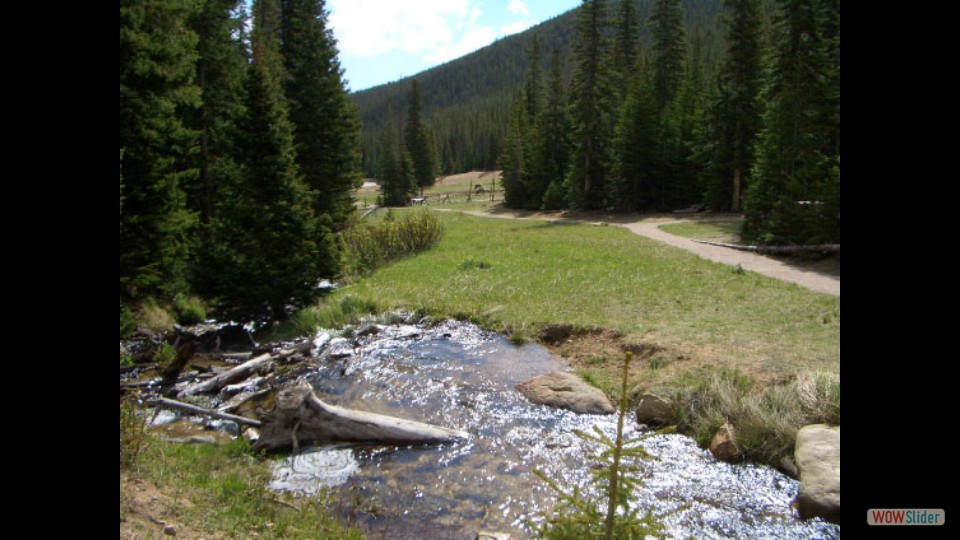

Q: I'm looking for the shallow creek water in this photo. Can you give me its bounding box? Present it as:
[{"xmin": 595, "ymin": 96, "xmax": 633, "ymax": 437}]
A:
[{"xmin": 269, "ymin": 320, "xmax": 839, "ymax": 539}]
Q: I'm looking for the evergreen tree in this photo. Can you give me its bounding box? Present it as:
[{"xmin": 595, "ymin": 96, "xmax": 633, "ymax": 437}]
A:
[
  {"xmin": 702, "ymin": 0, "xmax": 764, "ymax": 212},
  {"xmin": 120, "ymin": 0, "xmax": 201, "ymax": 301},
  {"xmin": 281, "ymin": 0, "xmax": 362, "ymax": 226},
  {"xmin": 649, "ymin": 0, "xmax": 688, "ymax": 109},
  {"xmin": 744, "ymin": 0, "xmax": 839, "ymax": 245},
  {"xmin": 611, "ymin": 0, "xmax": 641, "ymax": 106},
  {"xmin": 565, "ymin": 0, "xmax": 615, "ymax": 210},
  {"xmin": 404, "ymin": 79, "xmax": 436, "ymax": 192},
  {"xmin": 609, "ymin": 69, "xmax": 660, "ymax": 211},
  {"xmin": 185, "ymin": 0, "xmax": 248, "ymax": 226},
  {"xmin": 205, "ymin": 0, "xmax": 336, "ymax": 322},
  {"xmin": 525, "ymin": 33, "xmax": 544, "ymax": 125},
  {"xmin": 377, "ymin": 100, "xmax": 415, "ymax": 206},
  {"xmin": 533, "ymin": 49, "xmax": 571, "ymax": 211},
  {"xmin": 500, "ymin": 93, "xmax": 529, "ymax": 208}
]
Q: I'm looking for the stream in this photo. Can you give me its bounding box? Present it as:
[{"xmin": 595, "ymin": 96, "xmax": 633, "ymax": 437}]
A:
[{"xmin": 266, "ymin": 320, "xmax": 840, "ymax": 539}]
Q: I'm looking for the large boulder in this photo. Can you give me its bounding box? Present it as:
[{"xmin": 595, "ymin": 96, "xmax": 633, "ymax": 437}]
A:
[
  {"xmin": 635, "ymin": 394, "xmax": 674, "ymax": 426},
  {"xmin": 516, "ymin": 372, "xmax": 615, "ymax": 415},
  {"xmin": 794, "ymin": 424, "xmax": 840, "ymax": 523}
]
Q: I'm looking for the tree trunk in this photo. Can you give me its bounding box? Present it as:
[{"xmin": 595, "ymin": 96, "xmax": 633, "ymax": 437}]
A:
[
  {"xmin": 153, "ymin": 397, "xmax": 263, "ymax": 427},
  {"xmin": 179, "ymin": 353, "xmax": 273, "ymax": 396},
  {"xmin": 732, "ymin": 167, "xmax": 742, "ymax": 212},
  {"xmin": 253, "ymin": 381, "xmax": 469, "ymax": 452}
]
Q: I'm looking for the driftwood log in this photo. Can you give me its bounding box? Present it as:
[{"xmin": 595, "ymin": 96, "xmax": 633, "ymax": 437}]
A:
[
  {"xmin": 179, "ymin": 353, "xmax": 274, "ymax": 396},
  {"xmin": 693, "ymin": 239, "xmax": 840, "ymax": 254},
  {"xmin": 152, "ymin": 397, "xmax": 263, "ymax": 427},
  {"xmin": 253, "ymin": 381, "xmax": 469, "ymax": 452}
]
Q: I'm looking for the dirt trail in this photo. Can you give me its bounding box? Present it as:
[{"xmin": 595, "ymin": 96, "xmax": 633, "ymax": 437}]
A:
[{"xmin": 438, "ymin": 209, "xmax": 840, "ymax": 296}]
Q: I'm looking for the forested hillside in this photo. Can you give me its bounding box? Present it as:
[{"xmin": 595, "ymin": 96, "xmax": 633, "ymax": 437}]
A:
[
  {"xmin": 351, "ymin": 0, "xmax": 753, "ymax": 177},
  {"xmin": 364, "ymin": 0, "xmax": 838, "ymax": 246}
]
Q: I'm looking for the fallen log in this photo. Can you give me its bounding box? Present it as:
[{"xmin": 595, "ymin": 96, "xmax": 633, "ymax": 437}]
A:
[
  {"xmin": 253, "ymin": 381, "xmax": 469, "ymax": 452},
  {"xmin": 179, "ymin": 353, "xmax": 273, "ymax": 396},
  {"xmin": 152, "ymin": 397, "xmax": 263, "ymax": 427},
  {"xmin": 693, "ymin": 239, "xmax": 840, "ymax": 254}
]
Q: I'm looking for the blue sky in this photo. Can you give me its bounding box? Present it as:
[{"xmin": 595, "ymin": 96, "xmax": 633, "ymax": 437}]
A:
[{"xmin": 327, "ymin": 0, "xmax": 582, "ymax": 92}]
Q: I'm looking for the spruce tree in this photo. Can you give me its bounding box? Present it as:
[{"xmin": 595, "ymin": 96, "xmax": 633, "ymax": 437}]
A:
[
  {"xmin": 120, "ymin": 0, "xmax": 201, "ymax": 301},
  {"xmin": 525, "ymin": 33, "xmax": 544, "ymax": 126},
  {"xmin": 565, "ymin": 0, "xmax": 615, "ymax": 210},
  {"xmin": 377, "ymin": 100, "xmax": 415, "ymax": 206},
  {"xmin": 649, "ymin": 0, "xmax": 688, "ymax": 109},
  {"xmin": 610, "ymin": 69, "xmax": 660, "ymax": 212},
  {"xmin": 500, "ymin": 93, "xmax": 529, "ymax": 209},
  {"xmin": 185, "ymin": 0, "xmax": 248, "ymax": 226},
  {"xmin": 205, "ymin": 0, "xmax": 335, "ymax": 323},
  {"xmin": 404, "ymin": 79, "xmax": 436, "ymax": 192},
  {"xmin": 744, "ymin": 0, "xmax": 839, "ymax": 245},
  {"xmin": 281, "ymin": 0, "xmax": 362, "ymax": 226},
  {"xmin": 537, "ymin": 49, "xmax": 572, "ymax": 211},
  {"xmin": 703, "ymin": 0, "xmax": 764, "ymax": 212},
  {"xmin": 611, "ymin": 0, "xmax": 641, "ymax": 106}
]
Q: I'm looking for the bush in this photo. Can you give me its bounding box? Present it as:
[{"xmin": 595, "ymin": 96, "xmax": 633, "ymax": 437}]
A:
[
  {"xmin": 174, "ymin": 294, "xmax": 207, "ymax": 325},
  {"xmin": 340, "ymin": 210, "xmax": 444, "ymax": 275},
  {"xmin": 286, "ymin": 295, "xmax": 380, "ymax": 336},
  {"xmin": 120, "ymin": 306, "xmax": 137, "ymax": 339},
  {"xmin": 120, "ymin": 394, "xmax": 150, "ymax": 469}
]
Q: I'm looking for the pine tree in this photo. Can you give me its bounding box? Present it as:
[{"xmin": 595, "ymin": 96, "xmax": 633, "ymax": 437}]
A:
[
  {"xmin": 610, "ymin": 68, "xmax": 660, "ymax": 211},
  {"xmin": 377, "ymin": 100, "xmax": 415, "ymax": 206},
  {"xmin": 565, "ymin": 0, "xmax": 615, "ymax": 210},
  {"xmin": 404, "ymin": 79, "xmax": 436, "ymax": 192},
  {"xmin": 537, "ymin": 49, "xmax": 572, "ymax": 210},
  {"xmin": 185, "ymin": 0, "xmax": 248, "ymax": 226},
  {"xmin": 525, "ymin": 33, "xmax": 544, "ymax": 125},
  {"xmin": 281, "ymin": 0, "xmax": 362, "ymax": 226},
  {"xmin": 205, "ymin": 0, "xmax": 335, "ymax": 323},
  {"xmin": 649, "ymin": 0, "xmax": 688, "ymax": 109},
  {"xmin": 120, "ymin": 0, "xmax": 201, "ymax": 301},
  {"xmin": 501, "ymin": 92, "xmax": 529, "ymax": 208},
  {"xmin": 611, "ymin": 0, "xmax": 640, "ymax": 106},
  {"xmin": 744, "ymin": 0, "xmax": 839, "ymax": 245},
  {"xmin": 703, "ymin": 0, "xmax": 764, "ymax": 212}
]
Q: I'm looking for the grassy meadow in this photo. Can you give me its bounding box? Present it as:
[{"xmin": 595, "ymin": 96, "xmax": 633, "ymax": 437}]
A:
[
  {"xmin": 331, "ymin": 210, "xmax": 839, "ymax": 378},
  {"xmin": 311, "ymin": 206, "xmax": 840, "ymax": 464}
]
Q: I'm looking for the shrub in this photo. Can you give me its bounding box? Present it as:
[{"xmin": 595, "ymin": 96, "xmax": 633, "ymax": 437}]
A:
[
  {"xmin": 174, "ymin": 294, "xmax": 207, "ymax": 325},
  {"xmin": 120, "ymin": 394, "xmax": 150, "ymax": 469},
  {"xmin": 340, "ymin": 210, "xmax": 444, "ymax": 274}
]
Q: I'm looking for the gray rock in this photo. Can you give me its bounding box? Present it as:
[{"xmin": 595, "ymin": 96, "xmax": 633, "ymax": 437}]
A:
[
  {"xmin": 635, "ymin": 394, "xmax": 673, "ymax": 425},
  {"xmin": 779, "ymin": 455, "xmax": 799, "ymax": 478},
  {"xmin": 163, "ymin": 525, "xmax": 177, "ymax": 536},
  {"xmin": 709, "ymin": 421, "xmax": 742, "ymax": 462},
  {"xmin": 794, "ymin": 424, "xmax": 840, "ymax": 523},
  {"xmin": 515, "ymin": 372, "xmax": 615, "ymax": 415}
]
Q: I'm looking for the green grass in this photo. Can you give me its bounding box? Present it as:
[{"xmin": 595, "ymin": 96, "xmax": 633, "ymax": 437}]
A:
[
  {"xmin": 329, "ymin": 211, "xmax": 840, "ymax": 375},
  {"xmin": 661, "ymin": 367, "xmax": 840, "ymax": 463},
  {"xmin": 659, "ymin": 220, "xmax": 744, "ymax": 243},
  {"xmin": 134, "ymin": 439, "xmax": 361, "ymax": 539}
]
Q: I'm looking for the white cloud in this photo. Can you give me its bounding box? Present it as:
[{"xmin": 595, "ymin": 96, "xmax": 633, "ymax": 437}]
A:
[
  {"xmin": 501, "ymin": 20, "xmax": 534, "ymax": 36},
  {"xmin": 329, "ymin": 0, "xmax": 534, "ymax": 71},
  {"xmin": 507, "ymin": 0, "xmax": 530, "ymax": 16},
  {"xmin": 328, "ymin": 0, "xmax": 471, "ymax": 58},
  {"xmin": 425, "ymin": 26, "xmax": 498, "ymax": 64}
]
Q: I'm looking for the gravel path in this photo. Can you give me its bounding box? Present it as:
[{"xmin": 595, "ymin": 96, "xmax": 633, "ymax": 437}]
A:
[{"xmin": 439, "ymin": 209, "xmax": 840, "ymax": 297}]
